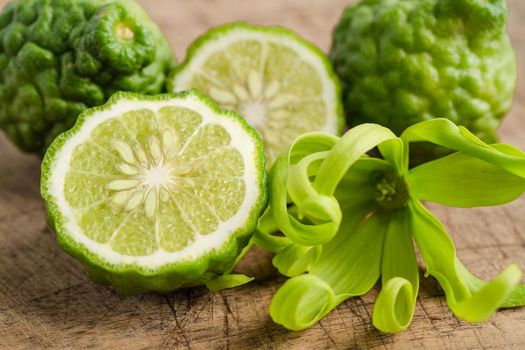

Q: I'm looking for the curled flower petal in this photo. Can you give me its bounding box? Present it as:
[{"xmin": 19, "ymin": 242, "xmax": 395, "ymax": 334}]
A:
[
  {"xmin": 288, "ymin": 152, "xmax": 339, "ymax": 224},
  {"xmin": 263, "ymin": 124, "xmax": 399, "ymax": 247},
  {"xmin": 270, "ymin": 203, "xmax": 382, "ymax": 331},
  {"xmin": 270, "ymin": 274, "xmax": 337, "ymax": 331},
  {"xmin": 272, "ymin": 243, "xmax": 322, "ymax": 277},
  {"xmin": 315, "ymin": 124, "xmax": 398, "ymax": 195},
  {"xmin": 373, "ymin": 210, "xmax": 418, "ymax": 333},
  {"xmin": 252, "ymin": 207, "xmax": 291, "ymax": 253},
  {"xmin": 401, "ymin": 119, "xmax": 525, "ymax": 178},
  {"xmin": 288, "ymin": 132, "xmax": 339, "ymax": 164},
  {"xmin": 409, "ymin": 200, "xmax": 524, "ymax": 322},
  {"xmin": 373, "ymin": 277, "xmax": 415, "ymax": 333},
  {"xmin": 453, "ymin": 264, "xmax": 522, "ymax": 322},
  {"xmin": 267, "ymin": 155, "xmax": 342, "ymax": 246},
  {"xmin": 456, "ymin": 259, "xmax": 525, "ymax": 309}
]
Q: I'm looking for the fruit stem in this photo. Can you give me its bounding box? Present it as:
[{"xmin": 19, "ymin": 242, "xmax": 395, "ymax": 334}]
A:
[{"xmin": 116, "ymin": 22, "xmax": 134, "ymax": 42}]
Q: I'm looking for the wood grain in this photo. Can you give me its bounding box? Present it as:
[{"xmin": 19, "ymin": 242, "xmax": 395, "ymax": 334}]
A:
[{"xmin": 1, "ymin": 0, "xmax": 524, "ymax": 349}]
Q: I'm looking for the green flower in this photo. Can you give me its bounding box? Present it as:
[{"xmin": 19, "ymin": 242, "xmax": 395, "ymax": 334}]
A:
[{"xmin": 254, "ymin": 119, "xmax": 525, "ymax": 332}]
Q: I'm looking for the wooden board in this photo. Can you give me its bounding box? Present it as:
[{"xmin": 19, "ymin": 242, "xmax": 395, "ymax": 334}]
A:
[{"xmin": 1, "ymin": 0, "xmax": 525, "ymax": 348}]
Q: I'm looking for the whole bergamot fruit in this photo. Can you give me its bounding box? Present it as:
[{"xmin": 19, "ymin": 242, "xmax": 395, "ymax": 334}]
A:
[
  {"xmin": 0, "ymin": 0, "xmax": 175, "ymax": 153},
  {"xmin": 331, "ymin": 0, "xmax": 516, "ymax": 159}
]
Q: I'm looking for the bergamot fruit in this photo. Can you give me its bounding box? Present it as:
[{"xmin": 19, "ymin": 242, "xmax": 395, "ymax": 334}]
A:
[
  {"xmin": 170, "ymin": 23, "xmax": 344, "ymax": 165},
  {"xmin": 0, "ymin": 0, "xmax": 176, "ymax": 153},
  {"xmin": 331, "ymin": 0, "xmax": 516, "ymax": 154},
  {"xmin": 41, "ymin": 90, "xmax": 266, "ymax": 294}
]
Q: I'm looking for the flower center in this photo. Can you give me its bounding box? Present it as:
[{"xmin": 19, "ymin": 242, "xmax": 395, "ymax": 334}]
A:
[{"xmin": 373, "ymin": 171, "xmax": 409, "ymax": 211}]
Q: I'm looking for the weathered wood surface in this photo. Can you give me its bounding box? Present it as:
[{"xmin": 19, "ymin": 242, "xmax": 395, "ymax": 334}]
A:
[{"xmin": 1, "ymin": 0, "xmax": 525, "ymax": 349}]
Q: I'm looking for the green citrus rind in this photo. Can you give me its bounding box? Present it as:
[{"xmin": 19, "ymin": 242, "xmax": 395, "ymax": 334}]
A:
[
  {"xmin": 169, "ymin": 22, "xmax": 345, "ymax": 163},
  {"xmin": 41, "ymin": 90, "xmax": 267, "ymax": 294}
]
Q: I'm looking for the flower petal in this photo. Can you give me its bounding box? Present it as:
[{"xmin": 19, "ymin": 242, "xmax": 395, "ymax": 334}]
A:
[
  {"xmin": 374, "ymin": 278, "xmax": 416, "ymax": 333},
  {"xmin": 267, "ymin": 155, "xmax": 342, "ymax": 246},
  {"xmin": 272, "ymin": 243, "xmax": 322, "ymax": 277},
  {"xmin": 455, "ymin": 258, "xmax": 525, "ymax": 309},
  {"xmin": 401, "ymin": 119, "xmax": 525, "ymax": 178},
  {"xmin": 378, "ymin": 138, "xmax": 405, "ymax": 174},
  {"xmin": 409, "ymin": 200, "xmax": 524, "ymax": 322},
  {"xmin": 407, "ymin": 147, "xmax": 525, "ymax": 207},
  {"xmin": 453, "ymin": 260, "xmax": 523, "ymax": 321},
  {"xmin": 270, "ymin": 274, "xmax": 336, "ymax": 331},
  {"xmin": 335, "ymin": 157, "xmax": 393, "ymax": 207},
  {"xmin": 259, "ymin": 126, "xmax": 399, "ymax": 248},
  {"xmin": 315, "ymin": 124, "xmax": 398, "ymax": 195},
  {"xmin": 269, "ymin": 204, "xmax": 382, "ymax": 331},
  {"xmin": 254, "ymin": 132, "xmax": 341, "ymax": 247},
  {"xmin": 311, "ymin": 209, "xmax": 386, "ymax": 295},
  {"xmin": 252, "ymin": 207, "xmax": 291, "ymax": 253},
  {"xmin": 288, "ymin": 152, "xmax": 338, "ymax": 223},
  {"xmin": 288, "ymin": 132, "xmax": 339, "ymax": 165},
  {"xmin": 206, "ymin": 274, "xmax": 254, "ymax": 292},
  {"xmin": 373, "ymin": 209, "xmax": 419, "ymax": 333}
]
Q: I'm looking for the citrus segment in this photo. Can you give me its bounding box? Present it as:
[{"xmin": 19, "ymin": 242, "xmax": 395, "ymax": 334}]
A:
[
  {"xmin": 41, "ymin": 91, "xmax": 266, "ymax": 293},
  {"xmin": 170, "ymin": 23, "xmax": 343, "ymax": 165}
]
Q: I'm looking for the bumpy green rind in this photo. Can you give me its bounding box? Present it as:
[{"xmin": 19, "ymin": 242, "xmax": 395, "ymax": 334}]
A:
[
  {"xmin": 168, "ymin": 22, "xmax": 345, "ymax": 135},
  {"xmin": 0, "ymin": 0, "xmax": 176, "ymax": 153},
  {"xmin": 40, "ymin": 90, "xmax": 267, "ymax": 294},
  {"xmin": 331, "ymin": 0, "xmax": 516, "ymax": 159}
]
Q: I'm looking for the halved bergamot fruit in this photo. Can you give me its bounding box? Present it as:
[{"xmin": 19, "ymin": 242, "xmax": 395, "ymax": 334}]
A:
[
  {"xmin": 41, "ymin": 90, "xmax": 266, "ymax": 294},
  {"xmin": 170, "ymin": 22, "xmax": 344, "ymax": 165}
]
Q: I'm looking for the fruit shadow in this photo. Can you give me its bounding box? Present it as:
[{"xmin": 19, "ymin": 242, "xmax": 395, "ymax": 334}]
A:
[
  {"xmin": 0, "ymin": 230, "xmax": 200, "ymax": 346},
  {"xmin": 233, "ymin": 266, "xmax": 444, "ymax": 348},
  {"xmin": 0, "ymin": 226, "xmax": 284, "ymax": 347}
]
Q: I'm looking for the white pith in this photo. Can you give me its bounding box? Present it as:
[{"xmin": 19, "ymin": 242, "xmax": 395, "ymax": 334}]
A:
[
  {"xmin": 108, "ymin": 129, "xmax": 200, "ymax": 219},
  {"xmin": 172, "ymin": 28, "xmax": 340, "ymax": 162},
  {"xmin": 48, "ymin": 95, "xmax": 262, "ymax": 269}
]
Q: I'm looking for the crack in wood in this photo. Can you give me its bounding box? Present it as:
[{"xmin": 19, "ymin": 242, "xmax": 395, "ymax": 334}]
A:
[
  {"xmin": 163, "ymin": 295, "xmax": 192, "ymax": 350},
  {"xmin": 221, "ymin": 292, "xmax": 232, "ymax": 350},
  {"xmin": 0, "ymin": 282, "xmax": 90, "ymax": 312},
  {"xmin": 318, "ymin": 319, "xmax": 338, "ymax": 348}
]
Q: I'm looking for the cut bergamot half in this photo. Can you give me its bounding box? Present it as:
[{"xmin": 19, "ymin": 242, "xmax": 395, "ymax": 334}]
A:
[
  {"xmin": 41, "ymin": 90, "xmax": 266, "ymax": 294},
  {"xmin": 170, "ymin": 22, "xmax": 344, "ymax": 165}
]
